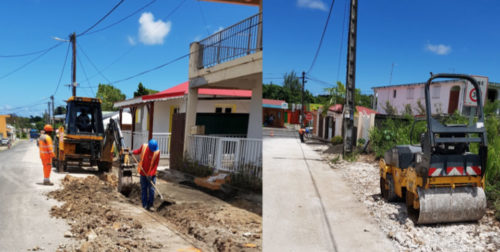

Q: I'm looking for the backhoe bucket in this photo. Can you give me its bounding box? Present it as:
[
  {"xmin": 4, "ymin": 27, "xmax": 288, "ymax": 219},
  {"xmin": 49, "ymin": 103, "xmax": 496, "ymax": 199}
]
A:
[
  {"xmin": 118, "ymin": 164, "xmax": 133, "ymax": 195},
  {"xmin": 416, "ymin": 187, "xmax": 486, "ymax": 224}
]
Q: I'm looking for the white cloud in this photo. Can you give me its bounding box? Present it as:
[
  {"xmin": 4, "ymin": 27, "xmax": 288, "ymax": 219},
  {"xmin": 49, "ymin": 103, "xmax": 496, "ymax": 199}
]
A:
[
  {"xmin": 425, "ymin": 43, "xmax": 451, "ymax": 55},
  {"xmin": 138, "ymin": 12, "xmax": 171, "ymax": 45},
  {"xmin": 127, "ymin": 36, "xmax": 136, "ymax": 45},
  {"xmin": 297, "ymin": 0, "xmax": 328, "ymax": 11}
]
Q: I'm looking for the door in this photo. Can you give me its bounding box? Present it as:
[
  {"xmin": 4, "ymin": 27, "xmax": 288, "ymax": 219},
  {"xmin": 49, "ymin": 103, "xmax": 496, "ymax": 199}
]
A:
[
  {"xmin": 448, "ymin": 86, "xmax": 460, "ymax": 114},
  {"xmin": 170, "ymin": 113, "xmax": 186, "ymax": 170}
]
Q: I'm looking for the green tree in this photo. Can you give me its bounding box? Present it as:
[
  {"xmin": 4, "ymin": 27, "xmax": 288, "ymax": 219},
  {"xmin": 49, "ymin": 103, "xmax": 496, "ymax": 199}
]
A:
[
  {"xmin": 283, "ymin": 71, "xmax": 302, "ymax": 104},
  {"xmin": 382, "ymin": 101, "xmax": 398, "ymax": 115},
  {"xmin": 134, "ymin": 82, "xmax": 158, "ymax": 97},
  {"xmin": 54, "ymin": 105, "xmax": 66, "ymax": 115},
  {"xmin": 96, "ymin": 84, "xmax": 126, "ymax": 111}
]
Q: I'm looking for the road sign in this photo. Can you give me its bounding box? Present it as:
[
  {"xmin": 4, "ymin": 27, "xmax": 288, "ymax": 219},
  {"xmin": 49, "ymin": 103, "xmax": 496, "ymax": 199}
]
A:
[
  {"xmin": 464, "ymin": 76, "xmax": 488, "ymax": 107},
  {"xmin": 306, "ymin": 112, "xmax": 313, "ymax": 121}
]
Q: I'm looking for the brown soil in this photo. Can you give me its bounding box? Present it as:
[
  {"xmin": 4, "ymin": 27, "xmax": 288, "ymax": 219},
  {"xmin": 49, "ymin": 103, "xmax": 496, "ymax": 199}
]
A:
[
  {"xmin": 48, "ymin": 175, "xmax": 164, "ymax": 251},
  {"xmin": 48, "ymin": 173, "xmax": 262, "ymax": 252},
  {"xmin": 126, "ymin": 179, "xmax": 262, "ymax": 252}
]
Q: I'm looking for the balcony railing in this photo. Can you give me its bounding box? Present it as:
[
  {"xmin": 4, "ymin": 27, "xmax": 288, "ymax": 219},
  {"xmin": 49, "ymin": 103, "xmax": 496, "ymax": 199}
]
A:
[
  {"xmin": 198, "ymin": 12, "xmax": 262, "ymax": 68},
  {"xmin": 187, "ymin": 135, "xmax": 262, "ymax": 178}
]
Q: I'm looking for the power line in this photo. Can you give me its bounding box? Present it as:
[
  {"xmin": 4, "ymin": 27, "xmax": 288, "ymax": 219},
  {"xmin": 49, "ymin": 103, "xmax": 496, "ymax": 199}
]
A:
[
  {"xmin": 76, "ymin": 51, "xmax": 96, "ymax": 97},
  {"xmin": 83, "ymin": 0, "xmax": 157, "ymax": 36},
  {"xmin": 0, "ymin": 42, "xmax": 64, "ymax": 58},
  {"xmin": 77, "ymin": 0, "xmax": 125, "ymax": 37},
  {"xmin": 77, "ymin": 42, "xmax": 111, "ymax": 83},
  {"xmin": 0, "ymin": 42, "xmax": 64, "ymax": 80},
  {"xmin": 53, "ymin": 42, "xmax": 71, "ymax": 96},
  {"xmin": 307, "ymin": 0, "xmax": 336, "ymax": 74},
  {"xmin": 107, "ymin": 52, "xmax": 190, "ymax": 85}
]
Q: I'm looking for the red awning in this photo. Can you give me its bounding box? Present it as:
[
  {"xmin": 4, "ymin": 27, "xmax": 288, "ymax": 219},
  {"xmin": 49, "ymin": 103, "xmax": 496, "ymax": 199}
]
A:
[{"xmin": 142, "ymin": 81, "xmax": 252, "ymax": 101}]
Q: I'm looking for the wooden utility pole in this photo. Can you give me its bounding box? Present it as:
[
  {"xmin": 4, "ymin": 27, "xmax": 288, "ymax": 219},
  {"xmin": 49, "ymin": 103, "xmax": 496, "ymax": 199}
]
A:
[
  {"xmin": 301, "ymin": 71, "xmax": 306, "ymax": 127},
  {"xmin": 343, "ymin": 0, "xmax": 357, "ymax": 155},
  {"xmin": 70, "ymin": 32, "xmax": 77, "ymax": 97},
  {"xmin": 50, "ymin": 95, "xmax": 55, "ymax": 125},
  {"xmin": 47, "ymin": 102, "xmax": 51, "ymax": 124}
]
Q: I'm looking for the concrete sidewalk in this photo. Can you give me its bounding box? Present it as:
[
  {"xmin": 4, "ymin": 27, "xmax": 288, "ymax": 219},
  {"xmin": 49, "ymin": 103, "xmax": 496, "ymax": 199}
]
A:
[{"xmin": 263, "ymin": 130, "xmax": 395, "ymax": 252}]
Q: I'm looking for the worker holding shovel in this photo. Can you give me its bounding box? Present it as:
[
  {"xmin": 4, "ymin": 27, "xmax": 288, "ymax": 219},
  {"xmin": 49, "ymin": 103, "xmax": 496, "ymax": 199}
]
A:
[{"xmin": 132, "ymin": 139, "xmax": 160, "ymax": 211}]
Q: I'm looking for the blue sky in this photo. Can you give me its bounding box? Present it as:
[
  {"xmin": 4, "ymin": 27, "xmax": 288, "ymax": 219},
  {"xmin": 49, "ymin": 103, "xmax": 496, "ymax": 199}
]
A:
[
  {"xmin": 0, "ymin": 0, "xmax": 257, "ymax": 116},
  {"xmin": 264, "ymin": 0, "xmax": 500, "ymax": 96}
]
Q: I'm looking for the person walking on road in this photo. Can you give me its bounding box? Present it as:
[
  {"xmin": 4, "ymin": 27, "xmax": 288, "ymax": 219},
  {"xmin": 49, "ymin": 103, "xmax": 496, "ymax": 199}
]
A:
[
  {"xmin": 38, "ymin": 124, "xmax": 55, "ymax": 185},
  {"xmin": 132, "ymin": 139, "xmax": 160, "ymax": 211}
]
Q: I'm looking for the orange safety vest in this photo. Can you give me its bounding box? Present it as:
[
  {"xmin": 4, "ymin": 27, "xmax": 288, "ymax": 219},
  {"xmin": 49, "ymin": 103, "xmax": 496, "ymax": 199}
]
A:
[
  {"xmin": 38, "ymin": 134, "xmax": 55, "ymax": 160},
  {"xmin": 137, "ymin": 144, "xmax": 160, "ymax": 175}
]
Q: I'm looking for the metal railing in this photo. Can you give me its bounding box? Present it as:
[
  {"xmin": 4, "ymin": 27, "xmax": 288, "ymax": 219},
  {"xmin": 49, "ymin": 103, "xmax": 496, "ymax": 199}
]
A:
[
  {"xmin": 187, "ymin": 135, "xmax": 262, "ymax": 178},
  {"xmin": 199, "ymin": 12, "xmax": 262, "ymax": 68},
  {"xmin": 153, "ymin": 132, "xmax": 171, "ymax": 157},
  {"xmin": 122, "ymin": 131, "xmax": 171, "ymax": 157}
]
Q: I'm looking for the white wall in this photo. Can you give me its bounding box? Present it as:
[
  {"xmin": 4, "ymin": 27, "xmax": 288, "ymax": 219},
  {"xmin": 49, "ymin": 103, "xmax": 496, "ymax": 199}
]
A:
[{"xmin": 374, "ymin": 80, "xmax": 466, "ymax": 115}]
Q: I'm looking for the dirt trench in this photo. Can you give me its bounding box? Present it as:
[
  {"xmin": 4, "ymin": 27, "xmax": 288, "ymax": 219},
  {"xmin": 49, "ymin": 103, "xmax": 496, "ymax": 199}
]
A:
[{"xmin": 48, "ymin": 173, "xmax": 262, "ymax": 252}]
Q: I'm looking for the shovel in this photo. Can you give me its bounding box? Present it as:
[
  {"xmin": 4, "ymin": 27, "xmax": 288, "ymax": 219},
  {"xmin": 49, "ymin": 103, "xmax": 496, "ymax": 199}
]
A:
[{"xmin": 131, "ymin": 155, "xmax": 170, "ymax": 211}]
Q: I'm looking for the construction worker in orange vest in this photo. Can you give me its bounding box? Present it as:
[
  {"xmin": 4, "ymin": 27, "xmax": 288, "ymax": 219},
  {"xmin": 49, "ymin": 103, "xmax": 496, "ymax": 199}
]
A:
[
  {"xmin": 133, "ymin": 139, "xmax": 160, "ymax": 211},
  {"xmin": 38, "ymin": 124, "xmax": 55, "ymax": 185}
]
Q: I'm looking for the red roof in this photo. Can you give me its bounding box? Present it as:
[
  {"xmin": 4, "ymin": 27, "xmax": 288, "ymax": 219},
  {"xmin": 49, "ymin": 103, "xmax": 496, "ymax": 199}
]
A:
[
  {"xmin": 142, "ymin": 81, "xmax": 252, "ymax": 101},
  {"xmin": 356, "ymin": 106, "xmax": 377, "ymax": 115},
  {"xmin": 328, "ymin": 104, "xmax": 378, "ymax": 115},
  {"xmin": 263, "ymin": 99, "xmax": 286, "ymax": 106}
]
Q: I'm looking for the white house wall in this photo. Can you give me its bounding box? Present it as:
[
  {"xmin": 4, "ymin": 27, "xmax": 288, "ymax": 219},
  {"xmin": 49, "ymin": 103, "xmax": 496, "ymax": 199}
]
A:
[
  {"xmin": 374, "ymin": 80, "xmax": 465, "ymax": 115},
  {"xmin": 144, "ymin": 98, "xmax": 252, "ymax": 134}
]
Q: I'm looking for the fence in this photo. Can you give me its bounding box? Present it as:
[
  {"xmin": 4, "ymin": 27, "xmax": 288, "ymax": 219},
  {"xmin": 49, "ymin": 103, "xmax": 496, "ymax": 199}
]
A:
[
  {"xmin": 187, "ymin": 135, "xmax": 262, "ymax": 178},
  {"xmin": 121, "ymin": 131, "xmax": 171, "ymax": 157},
  {"xmin": 199, "ymin": 12, "xmax": 262, "ymax": 68}
]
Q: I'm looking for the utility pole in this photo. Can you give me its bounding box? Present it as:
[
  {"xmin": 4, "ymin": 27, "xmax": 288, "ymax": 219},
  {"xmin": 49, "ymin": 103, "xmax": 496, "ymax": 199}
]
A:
[
  {"xmin": 47, "ymin": 102, "xmax": 51, "ymax": 124},
  {"xmin": 343, "ymin": 0, "xmax": 357, "ymax": 156},
  {"xmin": 70, "ymin": 32, "xmax": 77, "ymax": 97},
  {"xmin": 50, "ymin": 95, "xmax": 55, "ymax": 125},
  {"xmin": 301, "ymin": 71, "xmax": 306, "ymax": 127}
]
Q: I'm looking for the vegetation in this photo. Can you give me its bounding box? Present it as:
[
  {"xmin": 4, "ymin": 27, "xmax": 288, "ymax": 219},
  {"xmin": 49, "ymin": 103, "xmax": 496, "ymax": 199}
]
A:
[
  {"xmin": 263, "ymin": 72, "xmax": 372, "ymax": 109},
  {"xmin": 133, "ymin": 82, "xmax": 158, "ymax": 97},
  {"xmin": 331, "ymin": 135, "xmax": 343, "ymax": 145},
  {"xmin": 96, "ymin": 84, "xmax": 126, "ymax": 111},
  {"xmin": 54, "ymin": 105, "xmax": 66, "ymax": 115},
  {"xmin": 179, "ymin": 158, "xmax": 214, "ymax": 178},
  {"xmin": 230, "ymin": 170, "xmax": 262, "ymax": 193},
  {"xmin": 369, "ymin": 101, "xmax": 500, "ymax": 219},
  {"xmin": 382, "ymin": 101, "xmax": 398, "ymax": 115}
]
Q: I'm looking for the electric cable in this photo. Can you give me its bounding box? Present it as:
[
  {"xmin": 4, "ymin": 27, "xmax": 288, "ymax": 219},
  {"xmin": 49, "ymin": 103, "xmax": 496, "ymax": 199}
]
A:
[
  {"xmin": 83, "ymin": 0, "xmax": 157, "ymax": 36},
  {"xmin": 53, "ymin": 42, "xmax": 71, "ymax": 96},
  {"xmin": 0, "ymin": 42, "xmax": 64, "ymax": 58},
  {"xmin": 77, "ymin": 0, "xmax": 125, "ymax": 37},
  {"xmin": 77, "ymin": 42, "xmax": 111, "ymax": 84},
  {"xmin": 336, "ymin": 0, "xmax": 349, "ymax": 81},
  {"xmin": 307, "ymin": 0, "xmax": 336, "ymax": 74},
  {"xmin": 0, "ymin": 42, "xmax": 64, "ymax": 80},
  {"xmin": 76, "ymin": 51, "xmax": 96, "ymax": 97}
]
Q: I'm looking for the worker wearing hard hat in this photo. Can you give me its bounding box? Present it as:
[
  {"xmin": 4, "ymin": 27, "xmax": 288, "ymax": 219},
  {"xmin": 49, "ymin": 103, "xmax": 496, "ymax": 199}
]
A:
[
  {"xmin": 38, "ymin": 124, "xmax": 55, "ymax": 185},
  {"xmin": 132, "ymin": 139, "xmax": 160, "ymax": 211}
]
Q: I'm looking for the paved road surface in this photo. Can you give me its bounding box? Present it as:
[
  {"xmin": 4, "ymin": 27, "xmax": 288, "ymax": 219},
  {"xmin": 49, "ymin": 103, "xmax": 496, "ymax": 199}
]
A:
[
  {"xmin": 263, "ymin": 128, "xmax": 395, "ymax": 252},
  {"xmin": 0, "ymin": 140, "xmax": 76, "ymax": 251}
]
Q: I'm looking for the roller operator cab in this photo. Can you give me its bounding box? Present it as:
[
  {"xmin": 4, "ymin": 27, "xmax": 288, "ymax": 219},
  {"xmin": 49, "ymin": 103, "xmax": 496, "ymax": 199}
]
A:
[{"xmin": 379, "ymin": 74, "xmax": 488, "ymax": 224}]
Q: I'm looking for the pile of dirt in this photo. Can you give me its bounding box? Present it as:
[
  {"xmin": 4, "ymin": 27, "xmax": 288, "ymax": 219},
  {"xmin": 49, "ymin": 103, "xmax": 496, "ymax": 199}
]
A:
[
  {"xmin": 48, "ymin": 175, "xmax": 163, "ymax": 251},
  {"xmin": 311, "ymin": 144, "xmax": 500, "ymax": 251},
  {"xmin": 125, "ymin": 181, "xmax": 262, "ymax": 252}
]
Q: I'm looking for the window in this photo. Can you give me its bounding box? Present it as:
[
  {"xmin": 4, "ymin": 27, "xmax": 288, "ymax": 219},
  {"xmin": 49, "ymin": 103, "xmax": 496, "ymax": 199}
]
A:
[
  {"xmin": 407, "ymin": 88, "xmax": 414, "ymax": 99},
  {"xmin": 432, "ymin": 85, "xmax": 441, "ymax": 99},
  {"xmin": 393, "ymin": 90, "xmax": 397, "ymax": 98},
  {"xmin": 215, "ymin": 107, "xmax": 223, "ymax": 113},
  {"xmin": 224, "ymin": 107, "xmax": 232, "ymax": 113}
]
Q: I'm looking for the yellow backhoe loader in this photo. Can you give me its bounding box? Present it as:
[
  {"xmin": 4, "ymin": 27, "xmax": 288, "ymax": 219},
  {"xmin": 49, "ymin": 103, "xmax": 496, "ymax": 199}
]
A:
[{"xmin": 53, "ymin": 96, "xmax": 134, "ymax": 194}]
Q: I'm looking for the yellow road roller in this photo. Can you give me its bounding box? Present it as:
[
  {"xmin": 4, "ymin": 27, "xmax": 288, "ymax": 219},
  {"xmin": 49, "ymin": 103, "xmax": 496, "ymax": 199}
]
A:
[{"xmin": 380, "ymin": 73, "xmax": 488, "ymax": 224}]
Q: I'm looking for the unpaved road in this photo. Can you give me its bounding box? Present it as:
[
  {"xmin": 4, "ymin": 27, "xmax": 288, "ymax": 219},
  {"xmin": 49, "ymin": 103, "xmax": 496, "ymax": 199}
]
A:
[
  {"xmin": 311, "ymin": 142, "xmax": 500, "ymax": 251},
  {"xmin": 263, "ymin": 128, "xmax": 395, "ymax": 251}
]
